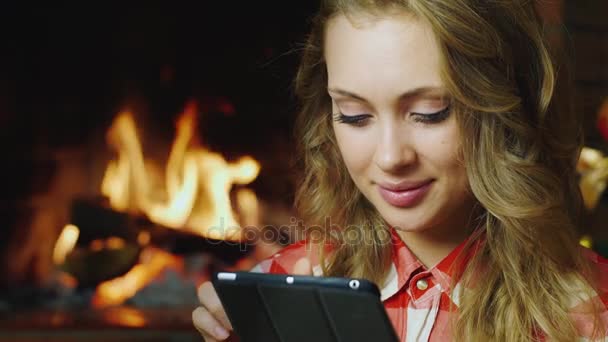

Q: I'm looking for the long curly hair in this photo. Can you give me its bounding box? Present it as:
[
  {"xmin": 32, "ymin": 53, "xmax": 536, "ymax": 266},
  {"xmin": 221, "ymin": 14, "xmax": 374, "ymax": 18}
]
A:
[{"xmin": 291, "ymin": 0, "xmax": 605, "ymax": 340}]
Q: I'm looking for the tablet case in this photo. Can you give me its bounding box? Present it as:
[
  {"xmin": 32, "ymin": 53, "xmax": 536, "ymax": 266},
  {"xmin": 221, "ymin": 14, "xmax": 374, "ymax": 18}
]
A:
[{"xmin": 212, "ymin": 271, "xmax": 399, "ymax": 342}]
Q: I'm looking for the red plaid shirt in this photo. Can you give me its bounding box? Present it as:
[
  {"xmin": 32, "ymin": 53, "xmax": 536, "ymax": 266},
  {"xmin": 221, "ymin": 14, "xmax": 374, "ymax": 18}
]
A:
[{"xmin": 251, "ymin": 227, "xmax": 608, "ymax": 341}]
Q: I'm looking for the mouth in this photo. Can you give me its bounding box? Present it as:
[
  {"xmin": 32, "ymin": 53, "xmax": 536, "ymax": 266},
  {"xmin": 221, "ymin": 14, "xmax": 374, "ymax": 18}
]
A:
[{"xmin": 376, "ymin": 180, "xmax": 434, "ymax": 208}]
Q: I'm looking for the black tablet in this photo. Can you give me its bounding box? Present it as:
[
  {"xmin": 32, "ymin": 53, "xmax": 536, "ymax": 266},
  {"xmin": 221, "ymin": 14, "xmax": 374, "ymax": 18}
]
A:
[{"xmin": 212, "ymin": 271, "xmax": 399, "ymax": 342}]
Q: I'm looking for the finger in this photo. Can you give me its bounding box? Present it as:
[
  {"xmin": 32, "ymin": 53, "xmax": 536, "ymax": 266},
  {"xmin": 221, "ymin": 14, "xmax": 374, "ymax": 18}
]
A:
[
  {"xmin": 292, "ymin": 257, "xmax": 312, "ymax": 275},
  {"xmin": 197, "ymin": 282, "xmax": 233, "ymax": 330},
  {"xmin": 192, "ymin": 319, "xmax": 219, "ymax": 342},
  {"xmin": 192, "ymin": 307, "xmax": 230, "ymax": 341},
  {"xmin": 200, "ymin": 331, "xmax": 218, "ymax": 342},
  {"xmin": 194, "ymin": 318, "xmax": 217, "ymax": 342}
]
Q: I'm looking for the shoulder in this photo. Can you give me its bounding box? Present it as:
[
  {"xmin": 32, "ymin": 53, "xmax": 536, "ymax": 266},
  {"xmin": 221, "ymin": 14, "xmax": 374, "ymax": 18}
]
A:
[
  {"xmin": 249, "ymin": 239, "xmax": 327, "ymax": 276},
  {"xmin": 568, "ymin": 247, "xmax": 608, "ymax": 339},
  {"xmin": 582, "ymin": 247, "xmax": 608, "ymax": 307}
]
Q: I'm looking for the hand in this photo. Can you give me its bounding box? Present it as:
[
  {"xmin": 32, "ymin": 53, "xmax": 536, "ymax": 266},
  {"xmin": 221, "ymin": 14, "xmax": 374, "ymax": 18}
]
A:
[
  {"xmin": 193, "ymin": 257, "xmax": 312, "ymax": 341},
  {"xmin": 192, "ymin": 280, "xmax": 233, "ymax": 341}
]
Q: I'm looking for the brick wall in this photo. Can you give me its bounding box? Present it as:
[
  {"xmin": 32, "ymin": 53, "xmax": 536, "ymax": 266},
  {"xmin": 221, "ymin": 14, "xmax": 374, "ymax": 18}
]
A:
[
  {"xmin": 565, "ymin": 1, "xmax": 608, "ymax": 149},
  {"xmin": 537, "ymin": 0, "xmax": 608, "ymax": 150}
]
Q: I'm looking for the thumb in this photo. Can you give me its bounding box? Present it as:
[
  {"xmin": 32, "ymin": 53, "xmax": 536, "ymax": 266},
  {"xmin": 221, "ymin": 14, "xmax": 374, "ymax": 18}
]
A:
[{"xmin": 292, "ymin": 257, "xmax": 313, "ymax": 276}]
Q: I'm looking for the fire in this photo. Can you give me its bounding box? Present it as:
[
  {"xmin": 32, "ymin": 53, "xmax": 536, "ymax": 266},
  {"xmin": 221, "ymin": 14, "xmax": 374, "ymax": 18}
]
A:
[
  {"xmin": 236, "ymin": 188, "xmax": 260, "ymax": 228},
  {"xmin": 53, "ymin": 224, "xmax": 80, "ymax": 265},
  {"xmin": 102, "ymin": 306, "xmax": 147, "ymax": 328},
  {"xmin": 89, "ymin": 101, "xmax": 261, "ymax": 309},
  {"xmin": 137, "ymin": 231, "xmax": 151, "ymax": 246},
  {"xmin": 92, "ymin": 247, "xmax": 182, "ymax": 308},
  {"xmin": 101, "ymin": 101, "xmax": 260, "ymax": 240}
]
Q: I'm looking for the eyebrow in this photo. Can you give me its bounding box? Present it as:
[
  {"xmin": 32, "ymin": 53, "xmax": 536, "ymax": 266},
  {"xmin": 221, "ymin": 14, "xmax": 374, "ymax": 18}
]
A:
[{"xmin": 327, "ymin": 86, "xmax": 447, "ymax": 103}]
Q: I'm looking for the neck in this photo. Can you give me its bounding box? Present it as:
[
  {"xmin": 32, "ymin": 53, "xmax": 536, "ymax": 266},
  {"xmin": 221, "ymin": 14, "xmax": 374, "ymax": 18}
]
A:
[
  {"xmin": 394, "ymin": 205, "xmax": 481, "ymax": 268},
  {"xmin": 395, "ymin": 225, "xmax": 472, "ymax": 268}
]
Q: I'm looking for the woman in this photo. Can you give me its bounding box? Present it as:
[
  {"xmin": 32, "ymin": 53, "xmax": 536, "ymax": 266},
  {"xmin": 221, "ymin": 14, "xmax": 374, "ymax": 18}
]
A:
[{"xmin": 194, "ymin": 0, "xmax": 608, "ymax": 340}]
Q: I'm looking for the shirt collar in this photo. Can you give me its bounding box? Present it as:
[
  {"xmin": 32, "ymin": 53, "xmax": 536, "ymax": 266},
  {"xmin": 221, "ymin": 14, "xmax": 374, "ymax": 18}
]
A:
[{"xmin": 380, "ymin": 226, "xmax": 485, "ymax": 301}]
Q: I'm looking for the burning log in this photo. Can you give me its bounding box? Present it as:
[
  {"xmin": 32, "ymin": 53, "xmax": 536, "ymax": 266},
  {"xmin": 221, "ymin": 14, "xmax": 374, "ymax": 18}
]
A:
[
  {"xmin": 61, "ymin": 243, "xmax": 140, "ymax": 289},
  {"xmin": 69, "ymin": 197, "xmax": 253, "ymax": 263},
  {"xmin": 55, "ymin": 197, "xmax": 254, "ymax": 293}
]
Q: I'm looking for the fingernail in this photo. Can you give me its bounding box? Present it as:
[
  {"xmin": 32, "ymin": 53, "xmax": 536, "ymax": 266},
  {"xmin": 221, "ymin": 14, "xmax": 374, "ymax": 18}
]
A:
[{"xmin": 215, "ymin": 326, "xmax": 229, "ymax": 339}]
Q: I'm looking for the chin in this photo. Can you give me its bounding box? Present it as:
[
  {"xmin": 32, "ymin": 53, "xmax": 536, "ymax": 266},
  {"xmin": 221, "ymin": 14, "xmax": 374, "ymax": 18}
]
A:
[
  {"xmin": 388, "ymin": 222, "xmax": 430, "ymax": 233},
  {"xmin": 380, "ymin": 211, "xmax": 433, "ymax": 233}
]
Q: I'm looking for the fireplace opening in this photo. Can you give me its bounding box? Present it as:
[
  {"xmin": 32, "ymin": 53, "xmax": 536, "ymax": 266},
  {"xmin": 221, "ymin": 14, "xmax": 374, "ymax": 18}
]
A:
[{"xmin": 0, "ymin": 3, "xmax": 316, "ymax": 341}]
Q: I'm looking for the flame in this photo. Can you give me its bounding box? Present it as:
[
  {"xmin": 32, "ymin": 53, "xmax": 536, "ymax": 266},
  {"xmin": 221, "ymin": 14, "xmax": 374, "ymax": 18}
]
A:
[
  {"xmin": 92, "ymin": 247, "xmax": 181, "ymax": 308},
  {"xmin": 236, "ymin": 188, "xmax": 259, "ymax": 228},
  {"xmin": 88, "ymin": 237, "xmax": 128, "ymax": 252},
  {"xmin": 102, "ymin": 307, "xmax": 147, "ymax": 328},
  {"xmin": 53, "ymin": 224, "xmax": 80, "ymax": 265},
  {"xmin": 187, "ymin": 153, "xmax": 260, "ymax": 240},
  {"xmin": 93, "ymin": 101, "xmax": 261, "ymax": 309},
  {"xmin": 90, "ymin": 239, "xmax": 105, "ymax": 252},
  {"xmin": 137, "ymin": 231, "xmax": 151, "ymax": 246},
  {"xmin": 101, "ymin": 112, "xmax": 151, "ymax": 211},
  {"xmin": 57, "ymin": 271, "xmax": 78, "ymax": 289},
  {"xmin": 106, "ymin": 237, "xmax": 126, "ymax": 250},
  {"xmin": 101, "ymin": 101, "xmax": 260, "ymax": 240}
]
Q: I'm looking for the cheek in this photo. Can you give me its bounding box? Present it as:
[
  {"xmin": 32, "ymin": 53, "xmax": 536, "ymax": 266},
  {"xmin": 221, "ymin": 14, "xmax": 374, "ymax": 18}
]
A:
[
  {"xmin": 333, "ymin": 124, "xmax": 375, "ymax": 175},
  {"xmin": 434, "ymin": 127, "xmax": 469, "ymax": 189},
  {"xmin": 438, "ymin": 135, "xmax": 462, "ymax": 169},
  {"xmin": 416, "ymin": 122, "xmax": 466, "ymax": 176}
]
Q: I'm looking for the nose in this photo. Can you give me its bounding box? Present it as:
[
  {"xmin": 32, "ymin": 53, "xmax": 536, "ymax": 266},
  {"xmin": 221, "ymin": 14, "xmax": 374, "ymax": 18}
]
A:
[{"xmin": 373, "ymin": 121, "xmax": 417, "ymax": 173}]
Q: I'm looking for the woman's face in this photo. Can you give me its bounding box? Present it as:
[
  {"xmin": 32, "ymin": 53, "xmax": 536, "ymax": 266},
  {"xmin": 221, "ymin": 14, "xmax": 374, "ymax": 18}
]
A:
[{"xmin": 325, "ymin": 12, "xmax": 475, "ymax": 235}]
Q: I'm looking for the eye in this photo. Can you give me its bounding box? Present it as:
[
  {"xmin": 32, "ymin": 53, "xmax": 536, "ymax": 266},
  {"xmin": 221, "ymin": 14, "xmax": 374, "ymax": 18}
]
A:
[
  {"xmin": 333, "ymin": 113, "xmax": 372, "ymax": 127},
  {"xmin": 411, "ymin": 106, "xmax": 451, "ymax": 124}
]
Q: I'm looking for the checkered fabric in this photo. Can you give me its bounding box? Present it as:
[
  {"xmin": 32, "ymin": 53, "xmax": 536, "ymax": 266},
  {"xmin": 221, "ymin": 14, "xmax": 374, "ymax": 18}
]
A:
[{"xmin": 250, "ymin": 227, "xmax": 608, "ymax": 341}]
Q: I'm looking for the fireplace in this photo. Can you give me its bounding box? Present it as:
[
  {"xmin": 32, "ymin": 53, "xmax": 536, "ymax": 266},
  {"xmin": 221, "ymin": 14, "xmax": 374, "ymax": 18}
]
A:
[
  {"xmin": 0, "ymin": 3, "xmax": 316, "ymax": 341},
  {"xmin": 0, "ymin": 95, "xmax": 303, "ymax": 341}
]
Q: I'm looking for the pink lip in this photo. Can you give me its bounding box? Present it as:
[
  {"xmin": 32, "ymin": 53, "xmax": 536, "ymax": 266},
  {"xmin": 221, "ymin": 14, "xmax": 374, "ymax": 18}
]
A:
[{"xmin": 377, "ymin": 180, "xmax": 433, "ymax": 208}]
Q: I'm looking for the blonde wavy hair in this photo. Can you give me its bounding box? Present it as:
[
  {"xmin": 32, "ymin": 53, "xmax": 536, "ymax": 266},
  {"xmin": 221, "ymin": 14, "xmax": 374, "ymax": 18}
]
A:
[{"xmin": 291, "ymin": 0, "xmax": 605, "ymax": 340}]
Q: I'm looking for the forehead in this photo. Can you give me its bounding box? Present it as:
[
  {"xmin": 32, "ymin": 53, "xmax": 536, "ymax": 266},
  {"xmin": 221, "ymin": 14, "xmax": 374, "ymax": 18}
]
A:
[{"xmin": 324, "ymin": 12, "xmax": 444, "ymax": 102}]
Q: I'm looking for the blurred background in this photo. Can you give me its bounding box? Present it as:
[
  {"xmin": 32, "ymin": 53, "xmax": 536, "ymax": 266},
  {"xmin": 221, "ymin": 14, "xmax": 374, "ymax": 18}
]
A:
[{"xmin": 0, "ymin": 1, "xmax": 606, "ymax": 341}]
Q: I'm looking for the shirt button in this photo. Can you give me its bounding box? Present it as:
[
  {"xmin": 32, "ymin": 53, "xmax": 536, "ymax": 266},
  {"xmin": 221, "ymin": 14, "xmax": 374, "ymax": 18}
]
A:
[{"xmin": 416, "ymin": 279, "xmax": 429, "ymax": 291}]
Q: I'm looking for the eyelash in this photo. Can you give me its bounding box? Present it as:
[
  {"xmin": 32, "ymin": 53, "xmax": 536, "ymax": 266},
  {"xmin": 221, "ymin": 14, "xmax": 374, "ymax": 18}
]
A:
[{"xmin": 333, "ymin": 106, "xmax": 451, "ymax": 126}]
